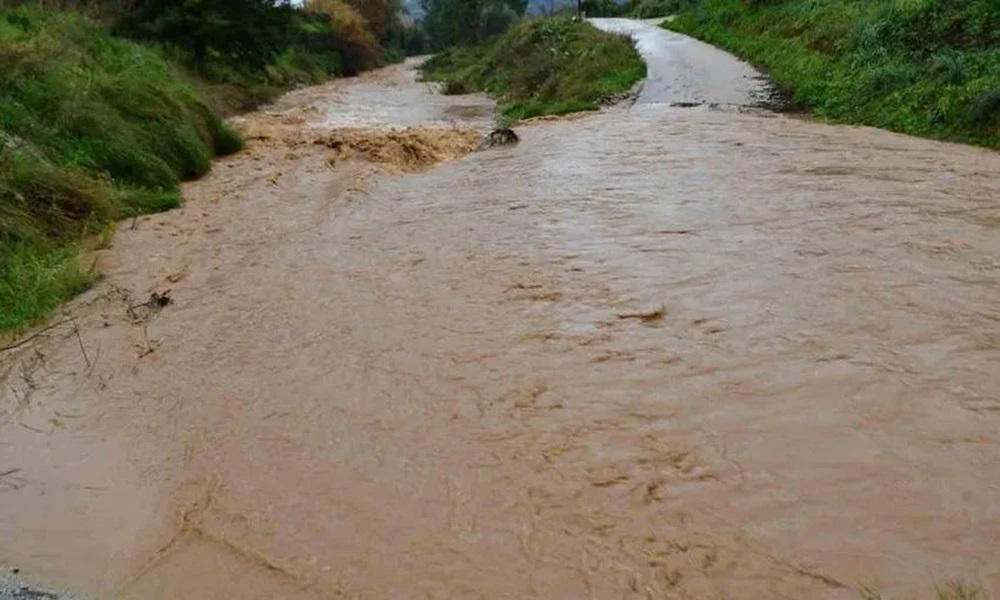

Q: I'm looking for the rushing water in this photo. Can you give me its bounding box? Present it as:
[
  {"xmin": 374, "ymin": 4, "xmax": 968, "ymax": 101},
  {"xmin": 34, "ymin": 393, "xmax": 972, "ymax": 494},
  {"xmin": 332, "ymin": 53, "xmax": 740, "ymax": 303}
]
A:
[{"xmin": 2, "ymin": 32, "xmax": 999, "ymax": 600}]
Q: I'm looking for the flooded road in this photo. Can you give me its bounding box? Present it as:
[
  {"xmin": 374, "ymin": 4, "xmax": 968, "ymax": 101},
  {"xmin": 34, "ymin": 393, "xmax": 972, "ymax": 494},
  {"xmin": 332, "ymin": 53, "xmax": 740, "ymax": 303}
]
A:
[{"xmin": 2, "ymin": 34, "xmax": 1000, "ymax": 600}]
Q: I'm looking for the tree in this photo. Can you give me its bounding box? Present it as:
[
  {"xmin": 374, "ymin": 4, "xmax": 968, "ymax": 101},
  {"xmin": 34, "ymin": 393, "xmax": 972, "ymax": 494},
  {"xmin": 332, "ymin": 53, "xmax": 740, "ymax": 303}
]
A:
[
  {"xmin": 421, "ymin": 0, "xmax": 527, "ymax": 49},
  {"xmin": 117, "ymin": 0, "xmax": 296, "ymax": 72},
  {"xmin": 304, "ymin": 0, "xmax": 382, "ymax": 72},
  {"xmin": 581, "ymin": 0, "xmax": 622, "ymax": 16},
  {"xmin": 345, "ymin": 0, "xmax": 401, "ymax": 42}
]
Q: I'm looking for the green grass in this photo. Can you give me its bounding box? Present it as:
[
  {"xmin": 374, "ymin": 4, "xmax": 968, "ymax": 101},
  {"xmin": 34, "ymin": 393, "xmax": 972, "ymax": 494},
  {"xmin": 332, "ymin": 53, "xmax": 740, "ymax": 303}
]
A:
[
  {"xmin": 0, "ymin": 240, "xmax": 93, "ymax": 333},
  {"xmin": 667, "ymin": 0, "xmax": 1000, "ymax": 149},
  {"xmin": 0, "ymin": 6, "xmax": 243, "ymax": 333},
  {"xmin": 421, "ymin": 17, "xmax": 646, "ymax": 124}
]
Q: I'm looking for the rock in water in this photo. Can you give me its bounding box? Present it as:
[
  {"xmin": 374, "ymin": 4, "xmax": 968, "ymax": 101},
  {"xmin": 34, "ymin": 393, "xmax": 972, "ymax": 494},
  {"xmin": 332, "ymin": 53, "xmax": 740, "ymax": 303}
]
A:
[{"xmin": 476, "ymin": 128, "xmax": 519, "ymax": 151}]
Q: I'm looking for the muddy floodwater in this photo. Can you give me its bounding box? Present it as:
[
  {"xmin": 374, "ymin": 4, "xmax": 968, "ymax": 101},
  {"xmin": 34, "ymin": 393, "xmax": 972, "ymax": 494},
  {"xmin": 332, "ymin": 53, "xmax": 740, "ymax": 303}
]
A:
[{"xmin": 2, "ymin": 34, "xmax": 1000, "ymax": 600}]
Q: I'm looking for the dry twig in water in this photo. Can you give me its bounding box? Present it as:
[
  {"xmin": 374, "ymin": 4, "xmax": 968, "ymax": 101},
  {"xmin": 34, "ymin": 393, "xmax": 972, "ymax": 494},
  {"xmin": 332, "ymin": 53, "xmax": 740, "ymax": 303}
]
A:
[
  {"xmin": 617, "ymin": 304, "xmax": 666, "ymax": 323},
  {"xmin": 127, "ymin": 290, "xmax": 173, "ymax": 322},
  {"xmin": 136, "ymin": 325, "xmax": 159, "ymax": 359},
  {"xmin": 0, "ymin": 468, "xmax": 26, "ymax": 492},
  {"xmin": 72, "ymin": 321, "xmax": 91, "ymax": 370},
  {"xmin": 0, "ymin": 318, "xmax": 72, "ymax": 354}
]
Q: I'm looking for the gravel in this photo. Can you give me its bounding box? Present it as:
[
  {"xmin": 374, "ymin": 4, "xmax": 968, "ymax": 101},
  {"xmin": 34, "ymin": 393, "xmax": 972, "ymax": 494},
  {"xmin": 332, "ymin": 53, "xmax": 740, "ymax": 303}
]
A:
[{"xmin": 0, "ymin": 573, "xmax": 84, "ymax": 600}]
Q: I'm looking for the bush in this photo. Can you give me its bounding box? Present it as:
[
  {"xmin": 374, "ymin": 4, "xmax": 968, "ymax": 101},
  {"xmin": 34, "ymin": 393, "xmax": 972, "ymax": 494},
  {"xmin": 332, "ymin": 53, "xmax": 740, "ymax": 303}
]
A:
[
  {"xmin": 303, "ymin": 0, "xmax": 384, "ymax": 75},
  {"xmin": 624, "ymin": 0, "xmax": 681, "ymax": 18},
  {"xmin": 970, "ymin": 89, "xmax": 1000, "ymax": 125},
  {"xmin": 582, "ymin": 0, "xmax": 626, "ymax": 17},
  {"xmin": 116, "ymin": 0, "xmax": 295, "ymax": 73},
  {"xmin": 116, "ymin": 0, "xmax": 391, "ymax": 101}
]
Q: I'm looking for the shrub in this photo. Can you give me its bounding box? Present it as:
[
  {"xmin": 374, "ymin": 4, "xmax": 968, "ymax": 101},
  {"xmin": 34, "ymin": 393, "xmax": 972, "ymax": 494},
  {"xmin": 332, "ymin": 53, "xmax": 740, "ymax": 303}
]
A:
[{"xmin": 625, "ymin": 0, "xmax": 681, "ymax": 18}]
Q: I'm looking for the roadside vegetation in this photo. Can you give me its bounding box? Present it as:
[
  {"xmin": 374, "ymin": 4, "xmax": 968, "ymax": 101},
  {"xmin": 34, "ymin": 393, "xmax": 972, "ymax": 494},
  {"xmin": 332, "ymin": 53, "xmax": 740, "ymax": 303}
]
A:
[
  {"xmin": 1, "ymin": 0, "xmax": 409, "ymax": 334},
  {"xmin": 421, "ymin": 17, "xmax": 645, "ymax": 122},
  {"xmin": 667, "ymin": 0, "xmax": 1000, "ymax": 149}
]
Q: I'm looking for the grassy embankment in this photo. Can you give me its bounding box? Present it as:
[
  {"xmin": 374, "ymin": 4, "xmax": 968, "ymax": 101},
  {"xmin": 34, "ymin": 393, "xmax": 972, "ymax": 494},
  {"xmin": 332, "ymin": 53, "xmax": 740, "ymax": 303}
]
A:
[
  {"xmin": 667, "ymin": 0, "xmax": 1000, "ymax": 148},
  {"xmin": 0, "ymin": 1, "xmax": 392, "ymax": 334},
  {"xmin": 421, "ymin": 17, "xmax": 646, "ymax": 123},
  {"xmin": 0, "ymin": 8, "xmax": 244, "ymax": 332}
]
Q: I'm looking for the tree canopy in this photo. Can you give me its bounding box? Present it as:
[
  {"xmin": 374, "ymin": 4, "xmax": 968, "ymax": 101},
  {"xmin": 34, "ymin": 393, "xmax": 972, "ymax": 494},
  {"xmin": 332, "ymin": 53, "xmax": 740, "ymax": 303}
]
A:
[
  {"xmin": 421, "ymin": 0, "xmax": 528, "ymax": 49},
  {"xmin": 118, "ymin": 0, "xmax": 297, "ymax": 70}
]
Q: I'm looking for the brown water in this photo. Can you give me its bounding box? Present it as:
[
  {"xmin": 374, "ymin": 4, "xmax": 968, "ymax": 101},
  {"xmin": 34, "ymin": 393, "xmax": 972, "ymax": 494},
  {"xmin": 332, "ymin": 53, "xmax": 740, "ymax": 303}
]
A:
[{"xmin": 2, "ymin": 57, "xmax": 1000, "ymax": 600}]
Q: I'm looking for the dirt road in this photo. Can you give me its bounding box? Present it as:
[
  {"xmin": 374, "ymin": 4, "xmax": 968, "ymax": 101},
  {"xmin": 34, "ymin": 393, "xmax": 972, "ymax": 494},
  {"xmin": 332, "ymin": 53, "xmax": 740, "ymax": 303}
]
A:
[{"xmin": 3, "ymin": 31, "xmax": 1000, "ymax": 600}]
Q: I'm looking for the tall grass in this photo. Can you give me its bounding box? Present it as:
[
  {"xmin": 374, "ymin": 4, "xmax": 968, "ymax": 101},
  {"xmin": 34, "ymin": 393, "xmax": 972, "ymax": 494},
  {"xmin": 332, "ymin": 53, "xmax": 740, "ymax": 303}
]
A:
[
  {"xmin": 667, "ymin": 0, "xmax": 1000, "ymax": 149},
  {"xmin": 421, "ymin": 17, "xmax": 646, "ymax": 123},
  {"xmin": 0, "ymin": 240, "xmax": 92, "ymax": 333},
  {"xmin": 0, "ymin": 6, "xmax": 242, "ymax": 333}
]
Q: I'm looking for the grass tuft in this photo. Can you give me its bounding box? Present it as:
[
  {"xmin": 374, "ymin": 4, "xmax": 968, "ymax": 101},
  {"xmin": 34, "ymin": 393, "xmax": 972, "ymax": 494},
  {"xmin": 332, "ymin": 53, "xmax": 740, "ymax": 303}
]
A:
[
  {"xmin": 0, "ymin": 240, "xmax": 93, "ymax": 334},
  {"xmin": 936, "ymin": 580, "xmax": 983, "ymax": 600}
]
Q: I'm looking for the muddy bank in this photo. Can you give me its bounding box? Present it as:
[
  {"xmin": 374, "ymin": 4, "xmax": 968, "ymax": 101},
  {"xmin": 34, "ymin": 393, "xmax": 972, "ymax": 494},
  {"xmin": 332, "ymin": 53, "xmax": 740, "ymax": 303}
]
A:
[{"xmin": 2, "ymin": 48, "xmax": 1000, "ymax": 600}]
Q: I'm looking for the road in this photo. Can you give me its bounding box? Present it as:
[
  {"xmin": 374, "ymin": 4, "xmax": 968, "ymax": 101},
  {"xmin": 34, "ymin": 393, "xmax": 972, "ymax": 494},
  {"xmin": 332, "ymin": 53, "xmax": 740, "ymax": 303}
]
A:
[
  {"xmin": 591, "ymin": 18, "xmax": 771, "ymax": 106},
  {"xmin": 2, "ymin": 23, "xmax": 1000, "ymax": 600}
]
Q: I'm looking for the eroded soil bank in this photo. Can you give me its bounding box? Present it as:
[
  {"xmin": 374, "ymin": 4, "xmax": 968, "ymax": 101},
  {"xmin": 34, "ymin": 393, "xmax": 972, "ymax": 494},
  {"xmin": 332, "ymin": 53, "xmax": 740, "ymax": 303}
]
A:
[{"xmin": 2, "ymin": 52, "xmax": 1000, "ymax": 600}]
